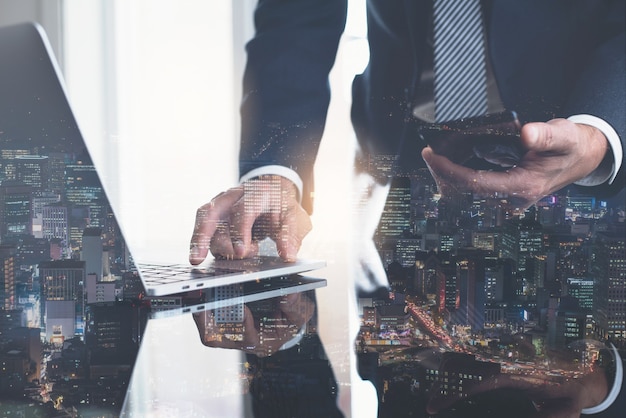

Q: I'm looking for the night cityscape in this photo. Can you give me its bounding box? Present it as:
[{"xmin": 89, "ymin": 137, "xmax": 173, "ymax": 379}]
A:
[
  {"xmin": 0, "ymin": 30, "xmax": 150, "ymax": 416},
  {"xmin": 354, "ymin": 160, "xmax": 625, "ymax": 417},
  {"xmin": 0, "ymin": 8, "xmax": 624, "ymax": 418},
  {"xmin": 1, "ymin": 128, "xmax": 624, "ymax": 416},
  {"xmin": 0, "ymin": 130, "xmax": 151, "ymax": 417},
  {"xmin": 0, "ymin": 51, "xmax": 624, "ymax": 414}
]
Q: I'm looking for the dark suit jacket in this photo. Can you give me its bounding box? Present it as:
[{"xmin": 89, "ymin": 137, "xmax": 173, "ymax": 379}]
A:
[
  {"xmin": 237, "ymin": 1, "xmax": 625, "ymax": 414},
  {"xmin": 238, "ymin": 0, "xmax": 625, "ymax": 213}
]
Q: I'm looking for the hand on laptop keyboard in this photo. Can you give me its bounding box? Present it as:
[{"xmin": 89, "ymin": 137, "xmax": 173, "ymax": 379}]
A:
[
  {"xmin": 189, "ymin": 175, "xmax": 311, "ymax": 264},
  {"xmin": 192, "ymin": 292, "xmax": 315, "ymax": 357}
]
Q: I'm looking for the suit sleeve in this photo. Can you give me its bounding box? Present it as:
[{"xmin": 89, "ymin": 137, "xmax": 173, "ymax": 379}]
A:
[
  {"xmin": 489, "ymin": 0, "xmax": 625, "ymax": 197},
  {"xmin": 239, "ymin": 0, "xmax": 348, "ymax": 213},
  {"xmin": 563, "ymin": 1, "xmax": 626, "ymax": 196}
]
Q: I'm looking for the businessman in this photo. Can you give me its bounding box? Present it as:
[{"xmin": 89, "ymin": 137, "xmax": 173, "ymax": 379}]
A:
[
  {"xmin": 190, "ymin": 0, "xmax": 625, "ymax": 416},
  {"xmin": 190, "ymin": 0, "xmax": 624, "ymax": 262}
]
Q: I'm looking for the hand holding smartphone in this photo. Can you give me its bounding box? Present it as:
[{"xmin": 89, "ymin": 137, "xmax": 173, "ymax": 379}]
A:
[{"xmin": 418, "ymin": 110, "xmax": 525, "ymax": 170}]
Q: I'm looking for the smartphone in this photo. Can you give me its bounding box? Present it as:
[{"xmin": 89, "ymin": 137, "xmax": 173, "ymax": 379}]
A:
[{"xmin": 418, "ymin": 110, "xmax": 525, "ymax": 171}]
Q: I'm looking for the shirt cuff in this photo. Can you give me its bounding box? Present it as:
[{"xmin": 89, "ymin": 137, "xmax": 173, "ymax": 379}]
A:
[
  {"xmin": 568, "ymin": 114, "xmax": 623, "ymax": 187},
  {"xmin": 239, "ymin": 165, "xmax": 304, "ymax": 204},
  {"xmin": 278, "ymin": 326, "xmax": 306, "ymax": 351},
  {"xmin": 581, "ymin": 344, "xmax": 623, "ymax": 415}
]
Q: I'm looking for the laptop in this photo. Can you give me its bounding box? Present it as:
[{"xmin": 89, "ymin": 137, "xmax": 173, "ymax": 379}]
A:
[
  {"xmin": 148, "ymin": 274, "xmax": 326, "ymax": 319},
  {"xmin": 0, "ymin": 22, "xmax": 325, "ymax": 305},
  {"xmin": 138, "ymin": 257, "xmax": 325, "ymax": 296}
]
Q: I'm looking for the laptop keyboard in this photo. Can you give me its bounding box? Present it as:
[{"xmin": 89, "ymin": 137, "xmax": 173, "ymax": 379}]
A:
[{"xmin": 136, "ymin": 263, "xmax": 243, "ymax": 285}]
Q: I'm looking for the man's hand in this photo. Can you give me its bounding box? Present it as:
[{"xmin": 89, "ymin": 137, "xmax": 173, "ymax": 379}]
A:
[
  {"xmin": 189, "ymin": 175, "xmax": 312, "ymax": 263},
  {"xmin": 192, "ymin": 292, "xmax": 316, "ymax": 357},
  {"xmin": 421, "ymin": 119, "xmax": 610, "ymax": 209},
  {"xmin": 426, "ymin": 368, "xmax": 610, "ymax": 418}
]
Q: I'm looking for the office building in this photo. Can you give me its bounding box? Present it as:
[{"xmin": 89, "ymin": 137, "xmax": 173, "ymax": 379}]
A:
[
  {"xmin": 414, "ymin": 250, "xmax": 439, "ymax": 296},
  {"xmin": 548, "ymin": 296, "xmax": 587, "ymax": 349},
  {"xmin": 64, "ymin": 158, "xmax": 105, "ymax": 207},
  {"xmin": 439, "ymin": 230, "xmax": 460, "ymax": 253},
  {"xmin": 47, "ymin": 152, "xmax": 69, "ymax": 195},
  {"xmin": 82, "ymin": 227, "xmax": 103, "ymax": 280},
  {"xmin": 85, "ymin": 302, "xmax": 138, "ymax": 375},
  {"xmin": 0, "ymin": 180, "xmax": 32, "ymax": 239},
  {"xmin": 31, "ymin": 191, "xmax": 61, "ymax": 238},
  {"xmin": 2, "ymin": 327, "xmax": 42, "ymax": 382},
  {"xmin": 376, "ymin": 177, "xmax": 411, "ymax": 241},
  {"xmin": 437, "ymin": 256, "xmax": 458, "ymax": 315},
  {"xmin": 85, "ymin": 274, "xmax": 116, "ymax": 304},
  {"xmin": 395, "ymin": 238, "xmax": 423, "ymax": 268},
  {"xmin": 484, "ymin": 258, "xmax": 514, "ymax": 304},
  {"xmin": 0, "ymin": 149, "xmax": 30, "ymax": 183},
  {"xmin": 376, "ymin": 304, "xmax": 410, "ymax": 331},
  {"xmin": 454, "ymin": 250, "xmax": 487, "ymax": 331},
  {"xmin": 424, "ymin": 352, "xmax": 500, "ymax": 400},
  {"xmin": 545, "ymin": 233, "xmax": 587, "ymax": 280},
  {"xmin": 591, "ymin": 231, "xmax": 626, "ymax": 341},
  {"xmin": 45, "ymin": 300, "xmax": 75, "ymax": 343},
  {"xmin": 566, "ymin": 278, "xmax": 594, "ymax": 310},
  {"xmin": 0, "ymin": 245, "xmax": 16, "ymax": 311},
  {"xmin": 14, "ymin": 155, "xmax": 49, "ymax": 193},
  {"xmin": 500, "ymin": 219, "xmax": 544, "ymax": 298},
  {"xmin": 535, "ymin": 194, "xmax": 566, "ymax": 226},
  {"xmin": 437, "ymin": 191, "xmax": 473, "ymax": 226},
  {"xmin": 567, "ymin": 195, "xmax": 596, "ymax": 214},
  {"xmin": 39, "ymin": 260, "xmax": 86, "ymax": 337},
  {"xmin": 472, "ymin": 231, "xmax": 497, "ymax": 252},
  {"xmin": 14, "ymin": 235, "xmax": 50, "ymax": 268},
  {"xmin": 64, "ymin": 157, "xmax": 107, "ymax": 229},
  {"xmin": 41, "ymin": 203, "xmax": 70, "ymax": 254}
]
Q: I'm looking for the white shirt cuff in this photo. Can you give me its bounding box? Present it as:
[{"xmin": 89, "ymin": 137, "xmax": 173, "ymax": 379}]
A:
[
  {"xmin": 568, "ymin": 114, "xmax": 623, "ymax": 186},
  {"xmin": 581, "ymin": 344, "xmax": 623, "ymax": 414},
  {"xmin": 278, "ymin": 326, "xmax": 306, "ymax": 351},
  {"xmin": 239, "ymin": 165, "xmax": 304, "ymax": 204}
]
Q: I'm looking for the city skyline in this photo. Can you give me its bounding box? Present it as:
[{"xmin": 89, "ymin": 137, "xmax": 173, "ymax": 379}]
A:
[{"xmin": 357, "ymin": 170, "xmax": 624, "ymax": 417}]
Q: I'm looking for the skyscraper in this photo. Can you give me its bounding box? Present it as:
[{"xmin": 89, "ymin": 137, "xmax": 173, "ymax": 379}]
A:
[
  {"xmin": 376, "ymin": 177, "xmax": 411, "ymax": 241},
  {"xmin": 0, "ymin": 245, "xmax": 16, "ymax": 311},
  {"xmin": 31, "ymin": 191, "xmax": 61, "ymax": 238},
  {"xmin": 14, "ymin": 155, "xmax": 49, "ymax": 193},
  {"xmin": 591, "ymin": 231, "xmax": 626, "ymax": 343},
  {"xmin": 82, "ymin": 227, "xmax": 103, "ymax": 280},
  {"xmin": 484, "ymin": 257, "xmax": 514, "ymax": 304},
  {"xmin": 414, "ymin": 250, "xmax": 439, "ymax": 296},
  {"xmin": 454, "ymin": 250, "xmax": 487, "ymax": 331},
  {"xmin": 64, "ymin": 157, "xmax": 106, "ymax": 228},
  {"xmin": 42, "ymin": 203, "xmax": 70, "ymax": 258},
  {"xmin": 64, "ymin": 158, "xmax": 105, "ymax": 207},
  {"xmin": 0, "ymin": 180, "xmax": 32, "ymax": 239},
  {"xmin": 39, "ymin": 260, "xmax": 86, "ymax": 338},
  {"xmin": 85, "ymin": 301, "xmax": 137, "ymax": 373},
  {"xmin": 395, "ymin": 238, "xmax": 424, "ymax": 268},
  {"xmin": 500, "ymin": 219, "xmax": 544, "ymax": 298},
  {"xmin": 566, "ymin": 278, "xmax": 594, "ymax": 310}
]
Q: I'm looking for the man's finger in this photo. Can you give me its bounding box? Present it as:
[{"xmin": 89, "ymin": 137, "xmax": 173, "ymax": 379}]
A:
[
  {"xmin": 422, "ymin": 147, "xmax": 485, "ymax": 194},
  {"xmin": 520, "ymin": 119, "xmax": 582, "ymax": 155},
  {"xmin": 521, "ymin": 121, "xmax": 558, "ymax": 153},
  {"xmin": 274, "ymin": 204, "xmax": 312, "ymax": 262},
  {"xmin": 189, "ymin": 187, "xmax": 244, "ymax": 265},
  {"xmin": 209, "ymin": 221, "xmax": 235, "ymax": 259},
  {"xmin": 229, "ymin": 192, "xmax": 263, "ymax": 259},
  {"xmin": 278, "ymin": 292, "xmax": 314, "ymax": 326},
  {"xmin": 422, "ymin": 146, "xmax": 539, "ymax": 208}
]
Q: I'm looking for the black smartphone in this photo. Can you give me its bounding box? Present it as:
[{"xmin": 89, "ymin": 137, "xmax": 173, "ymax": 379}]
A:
[{"xmin": 418, "ymin": 110, "xmax": 525, "ymax": 171}]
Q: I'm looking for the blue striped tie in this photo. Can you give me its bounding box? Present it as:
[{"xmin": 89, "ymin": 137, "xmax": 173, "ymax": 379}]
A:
[{"xmin": 434, "ymin": 0, "xmax": 488, "ymax": 122}]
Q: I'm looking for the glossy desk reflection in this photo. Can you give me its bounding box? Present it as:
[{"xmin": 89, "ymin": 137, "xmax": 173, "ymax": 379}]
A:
[{"xmin": 121, "ymin": 277, "xmax": 343, "ymax": 417}]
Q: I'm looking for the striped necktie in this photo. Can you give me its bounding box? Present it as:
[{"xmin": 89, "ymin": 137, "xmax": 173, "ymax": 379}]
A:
[{"xmin": 434, "ymin": 0, "xmax": 488, "ymax": 122}]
